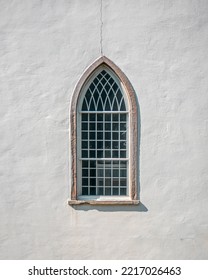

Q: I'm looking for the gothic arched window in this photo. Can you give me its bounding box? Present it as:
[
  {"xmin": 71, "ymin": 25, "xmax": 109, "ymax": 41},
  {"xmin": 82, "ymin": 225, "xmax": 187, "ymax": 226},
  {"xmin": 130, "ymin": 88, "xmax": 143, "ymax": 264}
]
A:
[{"xmin": 69, "ymin": 57, "xmax": 138, "ymax": 205}]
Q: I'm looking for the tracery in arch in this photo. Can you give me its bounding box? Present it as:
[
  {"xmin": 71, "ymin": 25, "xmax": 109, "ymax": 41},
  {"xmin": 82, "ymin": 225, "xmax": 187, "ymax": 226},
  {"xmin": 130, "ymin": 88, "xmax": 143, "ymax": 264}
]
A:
[{"xmin": 81, "ymin": 69, "xmax": 126, "ymax": 112}]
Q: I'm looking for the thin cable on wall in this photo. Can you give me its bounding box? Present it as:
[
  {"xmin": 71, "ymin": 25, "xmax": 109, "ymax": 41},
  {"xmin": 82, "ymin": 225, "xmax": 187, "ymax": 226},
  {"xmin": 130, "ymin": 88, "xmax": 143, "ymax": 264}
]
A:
[{"xmin": 100, "ymin": 0, "xmax": 103, "ymax": 56}]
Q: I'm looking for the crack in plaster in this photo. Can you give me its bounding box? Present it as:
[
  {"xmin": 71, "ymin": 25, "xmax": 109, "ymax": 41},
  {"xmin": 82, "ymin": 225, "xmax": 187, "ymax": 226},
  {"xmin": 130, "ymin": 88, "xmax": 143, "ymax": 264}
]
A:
[{"xmin": 100, "ymin": 0, "xmax": 103, "ymax": 55}]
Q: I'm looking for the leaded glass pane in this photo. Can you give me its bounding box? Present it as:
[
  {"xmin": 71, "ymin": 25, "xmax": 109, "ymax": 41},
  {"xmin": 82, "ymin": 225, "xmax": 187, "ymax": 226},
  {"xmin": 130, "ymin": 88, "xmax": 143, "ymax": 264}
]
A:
[{"xmin": 80, "ymin": 69, "xmax": 128, "ymax": 196}]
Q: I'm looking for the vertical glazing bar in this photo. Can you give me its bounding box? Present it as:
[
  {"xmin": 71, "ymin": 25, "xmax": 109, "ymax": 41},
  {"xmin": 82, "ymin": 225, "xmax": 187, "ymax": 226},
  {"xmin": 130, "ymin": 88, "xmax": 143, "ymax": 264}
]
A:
[
  {"xmin": 87, "ymin": 113, "xmax": 89, "ymax": 193},
  {"xmin": 103, "ymin": 113, "xmax": 105, "ymax": 194},
  {"xmin": 118, "ymin": 113, "xmax": 120, "ymax": 195},
  {"xmin": 111, "ymin": 113, "xmax": 113, "ymax": 190},
  {"xmin": 95, "ymin": 113, "xmax": 97, "ymax": 195}
]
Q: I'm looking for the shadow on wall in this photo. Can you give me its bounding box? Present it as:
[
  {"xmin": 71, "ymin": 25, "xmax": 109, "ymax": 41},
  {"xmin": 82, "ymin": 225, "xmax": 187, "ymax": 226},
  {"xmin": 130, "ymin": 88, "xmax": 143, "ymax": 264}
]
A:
[
  {"xmin": 136, "ymin": 88, "xmax": 141, "ymax": 202},
  {"xmin": 72, "ymin": 202, "xmax": 148, "ymax": 212}
]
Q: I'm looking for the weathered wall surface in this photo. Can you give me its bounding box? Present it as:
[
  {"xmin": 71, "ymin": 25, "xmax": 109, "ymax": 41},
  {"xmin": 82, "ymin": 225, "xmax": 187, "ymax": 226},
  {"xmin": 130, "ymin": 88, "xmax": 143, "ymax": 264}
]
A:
[{"xmin": 0, "ymin": 0, "xmax": 208, "ymax": 259}]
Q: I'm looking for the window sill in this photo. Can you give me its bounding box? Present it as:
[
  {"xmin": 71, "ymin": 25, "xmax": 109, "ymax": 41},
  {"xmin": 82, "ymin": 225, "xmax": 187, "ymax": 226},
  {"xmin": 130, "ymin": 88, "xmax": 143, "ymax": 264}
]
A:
[{"xmin": 68, "ymin": 199, "xmax": 139, "ymax": 206}]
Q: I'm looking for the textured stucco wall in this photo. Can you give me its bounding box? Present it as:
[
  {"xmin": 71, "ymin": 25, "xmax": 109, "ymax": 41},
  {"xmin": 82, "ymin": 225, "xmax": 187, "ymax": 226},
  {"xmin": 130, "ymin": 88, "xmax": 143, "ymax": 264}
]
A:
[{"xmin": 0, "ymin": 0, "xmax": 208, "ymax": 259}]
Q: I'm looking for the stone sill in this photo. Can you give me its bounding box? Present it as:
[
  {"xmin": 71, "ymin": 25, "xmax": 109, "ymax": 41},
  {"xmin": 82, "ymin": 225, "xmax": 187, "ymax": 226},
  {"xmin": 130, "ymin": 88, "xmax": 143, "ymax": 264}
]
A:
[{"xmin": 68, "ymin": 199, "xmax": 140, "ymax": 206}]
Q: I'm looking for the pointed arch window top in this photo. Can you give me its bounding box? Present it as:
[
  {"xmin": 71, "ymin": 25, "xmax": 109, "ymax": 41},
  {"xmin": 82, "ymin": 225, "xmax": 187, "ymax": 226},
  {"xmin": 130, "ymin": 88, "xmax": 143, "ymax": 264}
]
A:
[
  {"xmin": 81, "ymin": 69, "xmax": 126, "ymax": 112},
  {"xmin": 69, "ymin": 56, "xmax": 139, "ymax": 206}
]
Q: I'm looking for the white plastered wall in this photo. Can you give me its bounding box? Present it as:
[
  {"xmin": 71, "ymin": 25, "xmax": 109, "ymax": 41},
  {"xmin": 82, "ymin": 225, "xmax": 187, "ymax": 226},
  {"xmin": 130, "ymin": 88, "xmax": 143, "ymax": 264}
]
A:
[{"xmin": 0, "ymin": 0, "xmax": 208, "ymax": 259}]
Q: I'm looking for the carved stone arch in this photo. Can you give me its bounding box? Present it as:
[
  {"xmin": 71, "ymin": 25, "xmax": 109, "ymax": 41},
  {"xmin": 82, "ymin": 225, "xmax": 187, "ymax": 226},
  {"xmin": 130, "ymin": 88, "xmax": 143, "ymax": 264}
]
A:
[{"xmin": 69, "ymin": 56, "xmax": 138, "ymax": 205}]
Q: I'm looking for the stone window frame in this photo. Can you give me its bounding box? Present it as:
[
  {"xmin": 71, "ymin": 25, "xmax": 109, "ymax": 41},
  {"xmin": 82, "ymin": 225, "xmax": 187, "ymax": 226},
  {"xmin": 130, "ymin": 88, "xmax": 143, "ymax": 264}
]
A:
[{"xmin": 68, "ymin": 56, "xmax": 139, "ymax": 205}]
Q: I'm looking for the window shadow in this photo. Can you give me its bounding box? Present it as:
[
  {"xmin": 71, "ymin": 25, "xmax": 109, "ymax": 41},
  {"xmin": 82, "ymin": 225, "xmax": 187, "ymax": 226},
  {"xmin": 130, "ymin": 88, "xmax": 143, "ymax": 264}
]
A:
[{"xmin": 71, "ymin": 202, "xmax": 148, "ymax": 212}]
